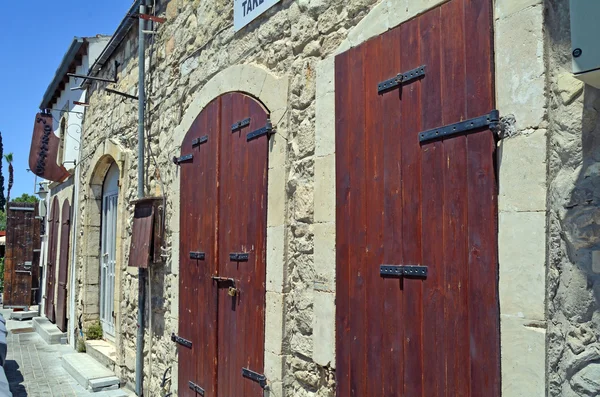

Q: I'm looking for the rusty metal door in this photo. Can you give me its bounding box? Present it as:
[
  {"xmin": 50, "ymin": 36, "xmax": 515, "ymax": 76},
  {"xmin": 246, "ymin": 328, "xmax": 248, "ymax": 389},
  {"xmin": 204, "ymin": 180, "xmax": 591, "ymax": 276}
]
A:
[
  {"xmin": 3, "ymin": 203, "xmax": 38, "ymax": 308},
  {"xmin": 56, "ymin": 200, "xmax": 71, "ymax": 332},
  {"xmin": 335, "ymin": 0, "xmax": 500, "ymax": 395},
  {"xmin": 177, "ymin": 93, "xmax": 268, "ymax": 396},
  {"xmin": 45, "ymin": 197, "xmax": 60, "ymax": 322}
]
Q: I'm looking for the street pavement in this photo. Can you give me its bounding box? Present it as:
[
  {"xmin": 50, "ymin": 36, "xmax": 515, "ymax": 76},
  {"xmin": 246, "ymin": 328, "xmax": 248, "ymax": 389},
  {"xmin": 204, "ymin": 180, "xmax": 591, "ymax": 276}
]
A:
[{"xmin": 1, "ymin": 307, "xmax": 129, "ymax": 397}]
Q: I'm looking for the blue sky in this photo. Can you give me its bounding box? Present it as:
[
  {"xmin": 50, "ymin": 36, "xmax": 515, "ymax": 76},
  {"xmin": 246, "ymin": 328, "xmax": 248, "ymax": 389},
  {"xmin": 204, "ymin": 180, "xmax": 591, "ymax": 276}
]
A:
[{"xmin": 0, "ymin": 1, "xmax": 133, "ymax": 199}]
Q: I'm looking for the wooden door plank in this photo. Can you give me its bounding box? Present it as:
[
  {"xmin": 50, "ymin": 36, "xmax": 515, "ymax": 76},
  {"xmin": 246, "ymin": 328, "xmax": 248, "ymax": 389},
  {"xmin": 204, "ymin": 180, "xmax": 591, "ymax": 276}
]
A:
[
  {"xmin": 363, "ymin": 35, "xmax": 385, "ymax": 397},
  {"xmin": 335, "ymin": 49, "xmax": 352, "ymax": 397},
  {"xmin": 419, "ymin": 7, "xmax": 447, "ymax": 397},
  {"xmin": 464, "ymin": 0, "xmax": 500, "ymax": 394},
  {"xmin": 346, "ymin": 43, "xmax": 368, "ymax": 397},
  {"xmin": 398, "ymin": 18, "xmax": 425, "ymax": 397},
  {"xmin": 440, "ymin": 1, "xmax": 471, "ymax": 395},
  {"xmin": 57, "ymin": 200, "xmax": 71, "ymax": 332},
  {"xmin": 380, "ymin": 25, "xmax": 404, "ymax": 397}
]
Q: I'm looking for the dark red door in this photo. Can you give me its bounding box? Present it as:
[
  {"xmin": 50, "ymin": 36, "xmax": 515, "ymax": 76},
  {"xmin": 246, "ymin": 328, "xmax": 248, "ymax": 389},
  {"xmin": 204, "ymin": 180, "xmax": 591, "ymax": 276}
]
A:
[
  {"xmin": 335, "ymin": 0, "xmax": 500, "ymax": 396},
  {"xmin": 56, "ymin": 200, "xmax": 71, "ymax": 332},
  {"xmin": 178, "ymin": 93, "xmax": 268, "ymax": 397},
  {"xmin": 3, "ymin": 203, "xmax": 38, "ymax": 308},
  {"xmin": 45, "ymin": 197, "xmax": 59, "ymax": 322}
]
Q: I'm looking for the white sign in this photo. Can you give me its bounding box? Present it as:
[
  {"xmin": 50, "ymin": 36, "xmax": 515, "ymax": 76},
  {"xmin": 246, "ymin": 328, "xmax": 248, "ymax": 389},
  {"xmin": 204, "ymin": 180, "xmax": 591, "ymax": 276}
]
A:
[{"xmin": 234, "ymin": 0, "xmax": 281, "ymax": 31}]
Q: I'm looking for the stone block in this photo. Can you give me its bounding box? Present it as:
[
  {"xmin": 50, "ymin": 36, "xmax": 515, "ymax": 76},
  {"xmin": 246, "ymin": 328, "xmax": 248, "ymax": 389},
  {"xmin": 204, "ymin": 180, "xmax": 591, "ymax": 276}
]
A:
[
  {"xmin": 314, "ymin": 154, "xmax": 335, "ymax": 223},
  {"xmin": 495, "ymin": 0, "xmax": 543, "ymax": 20},
  {"xmin": 62, "ymin": 353, "xmax": 117, "ymax": 390},
  {"xmin": 267, "ymin": 166, "xmax": 286, "ymax": 227},
  {"xmin": 33, "ymin": 317, "xmax": 67, "ymax": 345},
  {"xmin": 347, "ymin": 2, "xmax": 389, "ymax": 47},
  {"xmin": 171, "ymin": 232, "xmax": 180, "ymax": 276},
  {"xmin": 498, "ymin": 130, "xmax": 547, "ymax": 212},
  {"xmin": 240, "ymin": 64, "xmax": 268, "ymax": 98},
  {"xmin": 312, "ymin": 291, "xmax": 335, "ymax": 367},
  {"xmin": 264, "ymin": 351, "xmax": 284, "ymax": 383},
  {"xmin": 265, "ymin": 292, "xmax": 284, "ymax": 355},
  {"xmin": 267, "ymin": 226, "xmax": 285, "ymax": 293},
  {"xmin": 495, "ymin": 5, "xmax": 545, "ymax": 129},
  {"xmin": 259, "ymin": 74, "xmax": 289, "ymax": 116},
  {"xmin": 265, "ymin": 381, "xmax": 283, "ymax": 397},
  {"xmin": 593, "ymin": 251, "xmax": 600, "ymax": 274},
  {"xmin": 315, "ymin": 90, "xmax": 335, "ymax": 158},
  {"xmin": 501, "ymin": 316, "xmax": 545, "ymax": 397},
  {"xmin": 499, "ymin": 211, "xmax": 546, "ymax": 321},
  {"xmin": 269, "ymin": 132, "xmax": 287, "ymax": 170},
  {"xmin": 316, "ymin": 57, "xmax": 335, "ymax": 99},
  {"xmin": 313, "ymin": 222, "xmax": 335, "ymax": 291}
]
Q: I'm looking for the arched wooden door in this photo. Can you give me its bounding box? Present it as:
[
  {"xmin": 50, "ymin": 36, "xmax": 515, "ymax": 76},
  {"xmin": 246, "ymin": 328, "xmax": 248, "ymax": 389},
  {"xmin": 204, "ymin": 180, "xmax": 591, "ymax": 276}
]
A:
[
  {"xmin": 56, "ymin": 199, "xmax": 71, "ymax": 332},
  {"xmin": 45, "ymin": 197, "xmax": 60, "ymax": 323},
  {"xmin": 177, "ymin": 93, "xmax": 269, "ymax": 397}
]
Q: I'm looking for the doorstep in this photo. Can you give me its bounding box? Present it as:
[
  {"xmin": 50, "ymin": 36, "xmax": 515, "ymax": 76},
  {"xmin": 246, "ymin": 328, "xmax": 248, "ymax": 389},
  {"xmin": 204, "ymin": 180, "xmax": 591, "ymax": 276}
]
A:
[
  {"xmin": 32, "ymin": 317, "xmax": 67, "ymax": 345},
  {"xmin": 85, "ymin": 339, "xmax": 117, "ymax": 372},
  {"xmin": 10, "ymin": 310, "xmax": 38, "ymax": 321},
  {"xmin": 62, "ymin": 352, "xmax": 122, "ymax": 392}
]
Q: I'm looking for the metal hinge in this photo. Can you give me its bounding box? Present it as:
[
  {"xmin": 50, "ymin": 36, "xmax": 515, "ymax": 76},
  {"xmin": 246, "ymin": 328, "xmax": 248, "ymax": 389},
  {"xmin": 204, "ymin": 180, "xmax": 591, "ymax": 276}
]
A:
[
  {"xmin": 188, "ymin": 381, "xmax": 205, "ymax": 396},
  {"xmin": 378, "ymin": 65, "xmax": 426, "ymax": 94},
  {"xmin": 229, "ymin": 252, "xmax": 249, "ymax": 262},
  {"xmin": 192, "ymin": 135, "xmax": 208, "ymax": 147},
  {"xmin": 418, "ymin": 110, "xmax": 500, "ymax": 143},
  {"xmin": 172, "ymin": 153, "xmax": 193, "ymax": 165},
  {"xmin": 171, "ymin": 333, "xmax": 192, "ymax": 348},
  {"xmin": 232, "ymin": 117, "xmax": 251, "ymax": 131},
  {"xmin": 247, "ymin": 120, "xmax": 273, "ymax": 141},
  {"xmin": 242, "ymin": 368, "xmax": 268, "ymax": 389},
  {"xmin": 190, "ymin": 251, "xmax": 205, "ymax": 260},
  {"xmin": 380, "ymin": 265, "xmax": 428, "ymax": 278}
]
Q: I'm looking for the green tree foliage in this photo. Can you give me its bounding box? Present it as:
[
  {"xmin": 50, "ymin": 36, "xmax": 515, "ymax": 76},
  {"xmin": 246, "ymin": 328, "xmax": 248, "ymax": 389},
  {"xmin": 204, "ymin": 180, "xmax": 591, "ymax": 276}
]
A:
[
  {"xmin": 13, "ymin": 193, "xmax": 39, "ymax": 204},
  {"xmin": 0, "ymin": 132, "xmax": 5, "ymax": 211},
  {"xmin": 0, "ymin": 210, "xmax": 5, "ymax": 231},
  {"xmin": 4, "ymin": 153, "xmax": 12, "ymax": 205}
]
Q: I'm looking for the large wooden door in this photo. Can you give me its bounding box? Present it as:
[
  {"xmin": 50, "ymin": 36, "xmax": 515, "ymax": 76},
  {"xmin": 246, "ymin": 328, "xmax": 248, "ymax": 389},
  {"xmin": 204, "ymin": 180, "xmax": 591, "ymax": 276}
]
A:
[
  {"xmin": 45, "ymin": 198, "xmax": 60, "ymax": 322},
  {"xmin": 178, "ymin": 93, "xmax": 268, "ymax": 397},
  {"xmin": 335, "ymin": 0, "xmax": 500, "ymax": 396},
  {"xmin": 3, "ymin": 203, "xmax": 38, "ymax": 308},
  {"xmin": 56, "ymin": 199, "xmax": 71, "ymax": 332}
]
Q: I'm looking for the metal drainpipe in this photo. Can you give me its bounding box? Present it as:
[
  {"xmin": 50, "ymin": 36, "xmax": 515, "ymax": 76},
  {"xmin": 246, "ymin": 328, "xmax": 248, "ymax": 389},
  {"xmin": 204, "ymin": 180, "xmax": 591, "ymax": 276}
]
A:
[{"xmin": 136, "ymin": 1, "xmax": 147, "ymax": 395}]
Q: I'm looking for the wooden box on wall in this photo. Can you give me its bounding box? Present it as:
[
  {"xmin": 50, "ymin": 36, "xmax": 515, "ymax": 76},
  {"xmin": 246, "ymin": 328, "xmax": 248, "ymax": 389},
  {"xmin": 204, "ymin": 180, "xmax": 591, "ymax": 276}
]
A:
[{"xmin": 128, "ymin": 197, "xmax": 165, "ymax": 268}]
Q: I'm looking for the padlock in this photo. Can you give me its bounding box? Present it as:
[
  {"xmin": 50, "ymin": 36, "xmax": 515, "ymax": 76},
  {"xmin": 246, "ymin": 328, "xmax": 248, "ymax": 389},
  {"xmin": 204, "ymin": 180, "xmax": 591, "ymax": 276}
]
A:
[{"xmin": 228, "ymin": 287, "xmax": 237, "ymax": 297}]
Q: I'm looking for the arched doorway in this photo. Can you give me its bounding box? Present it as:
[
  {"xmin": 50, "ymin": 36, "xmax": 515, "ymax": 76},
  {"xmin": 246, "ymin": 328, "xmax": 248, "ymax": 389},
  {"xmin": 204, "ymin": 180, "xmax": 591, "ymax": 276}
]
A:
[
  {"xmin": 177, "ymin": 93, "xmax": 269, "ymax": 396},
  {"xmin": 100, "ymin": 162, "xmax": 119, "ymax": 339},
  {"xmin": 45, "ymin": 197, "xmax": 60, "ymax": 322},
  {"xmin": 56, "ymin": 199, "xmax": 71, "ymax": 332}
]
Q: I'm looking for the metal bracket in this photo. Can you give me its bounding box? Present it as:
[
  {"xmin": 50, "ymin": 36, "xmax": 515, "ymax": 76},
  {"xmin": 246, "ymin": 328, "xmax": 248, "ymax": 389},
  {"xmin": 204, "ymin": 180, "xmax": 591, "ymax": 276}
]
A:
[
  {"xmin": 173, "ymin": 153, "xmax": 193, "ymax": 165},
  {"xmin": 171, "ymin": 333, "xmax": 192, "ymax": 348},
  {"xmin": 105, "ymin": 88, "xmax": 138, "ymax": 100},
  {"xmin": 230, "ymin": 253, "xmax": 249, "ymax": 262},
  {"xmin": 161, "ymin": 367, "xmax": 172, "ymax": 388},
  {"xmin": 378, "ymin": 65, "xmax": 426, "ymax": 94},
  {"xmin": 192, "ymin": 135, "xmax": 208, "ymax": 147},
  {"xmin": 242, "ymin": 368, "xmax": 268, "ymax": 389},
  {"xmin": 247, "ymin": 121, "xmax": 273, "ymax": 141},
  {"xmin": 188, "ymin": 381, "xmax": 205, "ymax": 396},
  {"xmin": 68, "ymin": 60, "xmax": 120, "ymax": 84},
  {"xmin": 380, "ymin": 265, "xmax": 428, "ymax": 278},
  {"xmin": 232, "ymin": 118, "xmax": 251, "ymax": 131},
  {"xmin": 190, "ymin": 252, "xmax": 205, "ymax": 260},
  {"xmin": 418, "ymin": 110, "xmax": 500, "ymax": 143}
]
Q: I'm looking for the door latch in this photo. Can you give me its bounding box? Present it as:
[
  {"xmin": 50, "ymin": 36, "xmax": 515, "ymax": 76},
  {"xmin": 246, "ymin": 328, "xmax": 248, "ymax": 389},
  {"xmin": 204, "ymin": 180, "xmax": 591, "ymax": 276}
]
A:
[
  {"xmin": 188, "ymin": 381, "xmax": 205, "ymax": 395},
  {"xmin": 380, "ymin": 265, "xmax": 428, "ymax": 278}
]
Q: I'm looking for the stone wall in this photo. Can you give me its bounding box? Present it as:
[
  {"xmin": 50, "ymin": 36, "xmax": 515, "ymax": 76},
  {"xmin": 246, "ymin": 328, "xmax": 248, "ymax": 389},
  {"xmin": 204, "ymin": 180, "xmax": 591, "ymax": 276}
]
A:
[
  {"xmin": 73, "ymin": 0, "xmax": 562, "ymax": 395},
  {"xmin": 545, "ymin": 1, "xmax": 600, "ymax": 396}
]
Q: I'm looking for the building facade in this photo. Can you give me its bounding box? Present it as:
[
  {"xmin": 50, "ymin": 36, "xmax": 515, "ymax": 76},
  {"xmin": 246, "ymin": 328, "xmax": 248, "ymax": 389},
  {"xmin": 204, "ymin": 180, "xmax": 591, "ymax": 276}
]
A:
[
  {"xmin": 34, "ymin": 35, "xmax": 111, "ymax": 344},
  {"xmin": 62, "ymin": 0, "xmax": 600, "ymax": 396}
]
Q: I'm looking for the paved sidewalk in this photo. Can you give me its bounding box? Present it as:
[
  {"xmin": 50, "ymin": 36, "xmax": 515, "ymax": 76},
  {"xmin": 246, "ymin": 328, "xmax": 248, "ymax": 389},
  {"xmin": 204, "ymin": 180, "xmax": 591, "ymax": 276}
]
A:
[{"xmin": 1, "ymin": 308, "xmax": 128, "ymax": 397}]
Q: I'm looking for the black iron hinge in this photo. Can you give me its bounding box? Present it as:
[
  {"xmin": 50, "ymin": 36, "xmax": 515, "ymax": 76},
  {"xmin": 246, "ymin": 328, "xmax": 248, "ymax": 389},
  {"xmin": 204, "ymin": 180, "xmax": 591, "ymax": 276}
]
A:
[
  {"xmin": 247, "ymin": 120, "xmax": 273, "ymax": 141},
  {"xmin": 188, "ymin": 381, "xmax": 205, "ymax": 396},
  {"xmin": 190, "ymin": 251, "xmax": 205, "ymax": 260},
  {"xmin": 171, "ymin": 333, "xmax": 192, "ymax": 348},
  {"xmin": 380, "ymin": 265, "xmax": 428, "ymax": 278},
  {"xmin": 418, "ymin": 110, "xmax": 500, "ymax": 143},
  {"xmin": 242, "ymin": 368, "xmax": 268, "ymax": 389},
  {"xmin": 192, "ymin": 135, "xmax": 208, "ymax": 147},
  {"xmin": 232, "ymin": 117, "xmax": 251, "ymax": 131},
  {"xmin": 378, "ymin": 65, "xmax": 426, "ymax": 94},
  {"xmin": 230, "ymin": 252, "xmax": 249, "ymax": 262},
  {"xmin": 173, "ymin": 153, "xmax": 193, "ymax": 165}
]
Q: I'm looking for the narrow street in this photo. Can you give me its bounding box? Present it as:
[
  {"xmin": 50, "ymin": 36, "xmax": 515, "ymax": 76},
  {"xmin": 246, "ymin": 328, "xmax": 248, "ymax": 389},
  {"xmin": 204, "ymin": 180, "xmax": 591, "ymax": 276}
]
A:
[{"xmin": 1, "ymin": 308, "xmax": 129, "ymax": 397}]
